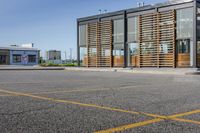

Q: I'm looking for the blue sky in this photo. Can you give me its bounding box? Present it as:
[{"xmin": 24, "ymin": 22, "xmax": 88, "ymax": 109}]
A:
[{"xmin": 0, "ymin": 0, "xmax": 165, "ymax": 59}]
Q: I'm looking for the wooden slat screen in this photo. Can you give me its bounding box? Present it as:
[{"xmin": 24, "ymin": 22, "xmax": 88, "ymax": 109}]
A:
[
  {"xmin": 139, "ymin": 13, "xmax": 158, "ymax": 67},
  {"xmin": 139, "ymin": 10, "xmax": 176, "ymax": 67},
  {"xmin": 98, "ymin": 21, "xmax": 112, "ymax": 67},
  {"xmin": 158, "ymin": 10, "xmax": 176, "ymax": 67},
  {"xmin": 87, "ymin": 21, "xmax": 112, "ymax": 67},
  {"xmin": 87, "ymin": 22, "xmax": 98, "ymax": 67}
]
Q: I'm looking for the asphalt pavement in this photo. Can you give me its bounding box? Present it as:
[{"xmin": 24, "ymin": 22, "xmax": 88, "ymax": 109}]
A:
[{"xmin": 0, "ymin": 70, "xmax": 200, "ymax": 133}]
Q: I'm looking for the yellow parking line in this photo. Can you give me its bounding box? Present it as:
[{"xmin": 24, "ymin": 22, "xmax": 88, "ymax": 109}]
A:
[
  {"xmin": 0, "ymin": 89, "xmax": 140, "ymax": 115},
  {"xmin": 31, "ymin": 88, "xmax": 113, "ymax": 94},
  {"xmin": 1, "ymin": 89, "xmax": 200, "ymax": 133},
  {"xmin": 169, "ymin": 110, "xmax": 200, "ymax": 118},
  {"xmin": 95, "ymin": 110, "xmax": 200, "ymax": 133},
  {"xmin": 94, "ymin": 118, "xmax": 162, "ymax": 133},
  {"xmin": 172, "ymin": 118, "xmax": 200, "ymax": 125}
]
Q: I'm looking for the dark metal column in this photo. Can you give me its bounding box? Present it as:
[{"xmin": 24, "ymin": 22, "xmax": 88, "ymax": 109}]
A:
[
  {"xmin": 123, "ymin": 11, "xmax": 127, "ymax": 68},
  {"xmin": 193, "ymin": 0, "xmax": 197, "ymax": 68},
  {"xmin": 77, "ymin": 20, "xmax": 80, "ymax": 67}
]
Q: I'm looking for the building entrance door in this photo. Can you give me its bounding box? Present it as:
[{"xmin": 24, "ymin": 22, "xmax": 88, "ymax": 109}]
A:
[
  {"xmin": 127, "ymin": 43, "xmax": 139, "ymax": 67},
  {"xmin": 176, "ymin": 39, "xmax": 190, "ymax": 67}
]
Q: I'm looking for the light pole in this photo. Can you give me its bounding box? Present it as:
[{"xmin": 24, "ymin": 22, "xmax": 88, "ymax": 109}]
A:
[{"xmin": 64, "ymin": 51, "xmax": 67, "ymax": 64}]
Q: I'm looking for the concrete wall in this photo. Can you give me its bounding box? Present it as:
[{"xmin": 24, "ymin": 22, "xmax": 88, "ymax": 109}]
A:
[{"xmin": 10, "ymin": 50, "xmax": 39, "ymax": 65}]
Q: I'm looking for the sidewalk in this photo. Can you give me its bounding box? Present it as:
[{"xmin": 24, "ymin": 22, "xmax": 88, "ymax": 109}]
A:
[{"xmin": 64, "ymin": 67, "xmax": 200, "ymax": 75}]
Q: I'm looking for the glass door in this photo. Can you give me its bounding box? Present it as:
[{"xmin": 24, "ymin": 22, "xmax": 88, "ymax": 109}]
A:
[
  {"xmin": 127, "ymin": 43, "xmax": 139, "ymax": 67},
  {"xmin": 176, "ymin": 39, "xmax": 190, "ymax": 67}
]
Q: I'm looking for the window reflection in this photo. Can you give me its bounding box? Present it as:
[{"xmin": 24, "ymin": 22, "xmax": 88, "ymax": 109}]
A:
[
  {"xmin": 177, "ymin": 40, "xmax": 190, "ymax": 53},
  {"xmin": 80, "ymin": 47, "xmax": 87, "ymax": 66},
  {"xmin": 127, "ymin": 43, "xmax": 139, "ymax": 67}
]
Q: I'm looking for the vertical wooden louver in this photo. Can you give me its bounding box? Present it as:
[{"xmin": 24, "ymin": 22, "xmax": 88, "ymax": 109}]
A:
[
  {"xmin": 158, "ymin": 10, "xmax": 176, "ymax": 67},
  {"xmin": 140, "ymin": 13, "xmax": 158, "ymax": 67},
  {"xmin": 139, "ymin": 10, "xmax": 176, "ymax": 67},
  {"xmin": 98, "ymin": 21, "xmax": 112, "ymax": 67},
  {"xmin": 87, "ymin": 21, "xmax": 112, "ymax": 67},
  {"xmin": 87, "ymin": 22, "xmax": 98, "ymax": 67}
]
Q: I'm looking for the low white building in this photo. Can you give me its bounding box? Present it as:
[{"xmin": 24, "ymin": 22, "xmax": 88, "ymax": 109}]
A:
[{"xmin": 46, "ymin": 50, "xmax": 62, "ymax": 64}]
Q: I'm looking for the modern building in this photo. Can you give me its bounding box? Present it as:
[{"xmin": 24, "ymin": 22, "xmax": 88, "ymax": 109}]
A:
[
  {"xmin": 77, "ymin": 0, "xmax": 200, "ymax": 68},
  {"xmin": 46, "ymin": 50, "xmax": 62, "ymax": 64},
  {"xmin": 0, "ymin": 45, "xmax": 39, "ymax": 65}
]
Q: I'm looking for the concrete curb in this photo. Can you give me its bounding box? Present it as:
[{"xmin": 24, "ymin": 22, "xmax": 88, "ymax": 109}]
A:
[
  {"xmin": 0, "ymin": 67, "xmax": 65, "ymax": 70},
  {"xmin": 64, "ymin": 67, "xmax": 200, "ymax": 75},
  {"xmin": 185, "ymin": 72, "xmax": 200, "ymax": 75}
]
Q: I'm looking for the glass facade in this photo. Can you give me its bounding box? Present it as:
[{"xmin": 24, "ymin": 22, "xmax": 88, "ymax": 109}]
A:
[
  {"xmin": 113, "ymin": 19, "xmax": 124, "ymax": 67},
  {"xmin": 113, "ymin": 19, "xmax": 124, "ymax": 43},
  {"xmin": 127, "ymin": 43, "xmax": 139, "ymax": 67},
  {"xmin": 128, "ymin": 17, "xmax": 138, "ymax": 42},
  {"xmin": 79, "ymin": 24, "xmax": 87, "ymax": 66},
  {"xmin": 176, "ymin": 8, "xmax": 193, "ymax": 39},
  {"xmin": 127, "ymin": 16, "xmax": 139, "ymax": 67},
  {"xmin": 176, "ymin": 8, "xmax": 193, "ymax": 67},
  {"xmin": 79, "ymin": 25, "xmax": 87, "ymax": 46}
]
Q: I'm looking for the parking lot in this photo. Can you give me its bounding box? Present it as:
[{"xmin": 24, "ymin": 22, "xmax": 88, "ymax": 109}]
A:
[{"xmin": 0, "ymin": 70, "xmax": 200, "ymax": 133}]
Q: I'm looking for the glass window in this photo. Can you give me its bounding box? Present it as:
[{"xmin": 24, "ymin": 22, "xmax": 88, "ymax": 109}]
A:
[
  {"xmin": 28, "ymin": 55, "xmax": 36, "ymax": 63},
  {"xmin": 113, "ymin": 49, "xmax": 124, "ymax": 56},
  {"xmin": 176, "ymin": 8, "xmax": 193, "ymax": 39},
  {"xmin": 80, "ymin": 47, "xmax": 87, "ymax": 66},
  {"xmin": 128, "ymin": 17, "xmax": 138, "ymax": 42},
  {"xmin": 79, "ymin": 25, "xmax": 87, "ymax": 46},
  {"xmin": 113, "ymin": 19, "xmax": 124, "ymax": 43},
  {"xmin": 13, "ymin": 55, "xmax": 21, "ymax": 63},
  {"xmin": 177, "ymin": 39, "xmax": 190, "ymax": 53}
]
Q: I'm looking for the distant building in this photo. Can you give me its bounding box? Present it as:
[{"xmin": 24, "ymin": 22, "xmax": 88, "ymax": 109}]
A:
[
  {"xmin": 0, "ymin": 45, "xmax": 40, "ymax": 65},
  {"xmin": 46, "ymin": 50, "xmax": 62, "ymax": 64}
]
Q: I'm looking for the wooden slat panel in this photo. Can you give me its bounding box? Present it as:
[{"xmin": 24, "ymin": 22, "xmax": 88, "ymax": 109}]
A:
[
  {"xmin": 140, "ymin": 13, "xmax": 158, "ymax": 67},
  {"xmin": 87, "ymin": 21, "xmax": 112, "ymax": 67},
  {"xmin": 98, "ymin": 21, "xmax": 112, "ymax": 67},
  {"xmin": 158, "ymin": 10, "xmax": 175, "ymax": 67},
  {"xmin": 87, "ymin": 22, "xmax": 98, "ymax": 67},
  {"xmin": 139, "ymin": 10, "xmax": 175, "ymax": 67}
]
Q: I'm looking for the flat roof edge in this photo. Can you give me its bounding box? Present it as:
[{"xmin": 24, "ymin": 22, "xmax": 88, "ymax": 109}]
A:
[{"xmin": 77, "ymin": 0, "xmax": 194, "ymax": 22}]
